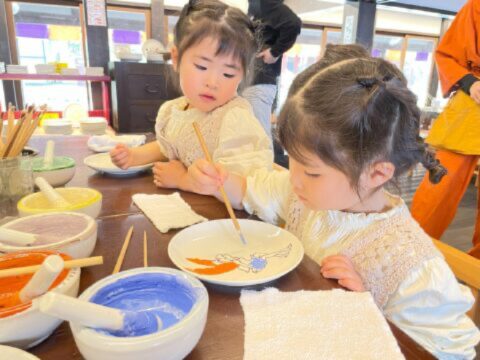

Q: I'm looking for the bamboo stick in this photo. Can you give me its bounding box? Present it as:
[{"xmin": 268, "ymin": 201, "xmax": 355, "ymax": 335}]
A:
[
  {"xmin": 0, "ymin": 256, "xmax": 104, "ymax": 279},
  {"xmin": 143, "ymin": 231, "xmax": 148, "ymax": 267},
  {"xmin": 112, "ymin": 226, "xmax": 134, "ymax": 274}
]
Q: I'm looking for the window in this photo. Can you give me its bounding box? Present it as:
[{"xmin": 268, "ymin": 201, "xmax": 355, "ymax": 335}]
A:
[
  {"xmin": 107, "ymin": 8, "xmax": 149, "ymax": 62},
  {"xmin": 371, "ymin": 34, "xmax": 404, "ymax": 69},
  {"xmin": 12, "ymin": 2, "xmax": 88, "ymax": 110},
  {"xmin": 325, "ymin": 28, "xmax": 342, "ymax": 45},
  {"xmin": 277, "ymin": 27, "xmax": 323, "ymax": 111},
  {"xmin": 403, "ymin": 36, "xmax": 436, "ymax": 107},
  {"xmin": 166, "ymin": 14, "xmax": 179, "ymax": 48}
]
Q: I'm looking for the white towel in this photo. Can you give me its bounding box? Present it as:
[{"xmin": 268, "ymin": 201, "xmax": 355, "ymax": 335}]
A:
[
  {"xmin": 132, "ymin": 193, "xmax": 207, "ymax": 233},
  {"xmin": 87, "ymin": 134, "xmax": 146, "ymax": 152},
  {"xmin": 240, "ymin": 288, "xmax": 404, "ymax": 360}
]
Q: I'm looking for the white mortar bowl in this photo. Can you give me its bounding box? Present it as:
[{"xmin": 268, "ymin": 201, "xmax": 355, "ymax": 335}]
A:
[
  {"xmin": 32, "ymin": 156, "xmax": 76, "ymax": 187},
  {"xmin": 71, "ymin": 267, "xmax": 209, "ymax": 360},
  {"xmin": 0, "ymin": 212, "xmax": 97, "ymax": 259},
  {"xmin": 17, "ymin": 187, "xmax": 102, "ymax": 219},
  {"xmin": 0, "ymin": 251, "xmax": 80, "ymax": 349}
]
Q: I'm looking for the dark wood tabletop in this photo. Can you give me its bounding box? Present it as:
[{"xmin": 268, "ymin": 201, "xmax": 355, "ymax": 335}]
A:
[{"xmin": 25, "ymin": 135, "xmax": 434, "ymax": 359}]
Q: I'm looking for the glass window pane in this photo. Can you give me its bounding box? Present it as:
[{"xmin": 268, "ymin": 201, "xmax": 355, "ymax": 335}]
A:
[
  {"xmin": 403, "ymin": 37, "xmax": 435, "ymax": 107},
  {"xmin": 371, "ymin": 34, "xmax": 404, "ymax": 68},
  {"xmin": 277, "ymin": 28, "xmax": 323, "ymax": 111},
  {"xmin": 107, "ymin": 9, "xmax": 147, "ymax": 61},
  {"xmin": 326, "ymin": 29, "xmax": 341, "ymax": 45},
  {"xmin": 12, "ymin": 2, "xmax": 88, "ymax": 110},
  {"xmin": 167, "ymin": 15, "xmax": 179, "ymax": 48}
]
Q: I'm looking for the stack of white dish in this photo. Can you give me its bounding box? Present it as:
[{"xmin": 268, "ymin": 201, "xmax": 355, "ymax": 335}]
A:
[
  {"xmin": 7, "ymin": 65, "xmax": 28, "ymax": 74},
  {"xmin": 84, "ymin": 67, "xmax": 104, "ymax": 76},
  {"xmin": 61, "ymin": 68, "xmax": 80, "ymax": 76},
  {"xmin": 35, "ymin": 64, "xmax": 55, "ymax": 75},
  {"xmin": 43, "ymin": 119, "xmax": 73, "ymax": 135},
  {"xmin": 118, "ymin": 53, "xmax": 142, "ymax": 62},
  {"xmin": 80, "ymin": 117, "xmax": 107, "ymax": 135}
]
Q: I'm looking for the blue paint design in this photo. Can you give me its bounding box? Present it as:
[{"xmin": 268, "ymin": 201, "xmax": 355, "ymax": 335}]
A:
[
  {"xmin": 250, "ymin": 257, "xmax": 267, "ymax": 270},
  {"xmin": 90, "ymin": 273, "xmax": 198, "ymax": 337}
]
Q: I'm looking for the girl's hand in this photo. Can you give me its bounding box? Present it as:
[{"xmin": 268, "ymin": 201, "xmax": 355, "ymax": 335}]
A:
[
  {"xmin": 320, "ymin": 255, "xmax": 365, "ymax": 292},
  {"xmin": 110, "ymin": 144, "xmax": 133, "ymax": 169},
  {"xmin": 256, "ymin": 48, "xmax": 279, "ymax": 64},
  {"xmin": 153, "ymin": 160, "xmax": 187, "ymax": 189},
  {"xmin": 188, "ymin": 159, "xmax": 228, "ymax": 195}
]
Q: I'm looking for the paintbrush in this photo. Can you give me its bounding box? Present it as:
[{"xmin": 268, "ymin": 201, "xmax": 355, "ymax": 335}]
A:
[{"xmin": 192, "ymin": 122, "xmax": 247, "ymax": 245}]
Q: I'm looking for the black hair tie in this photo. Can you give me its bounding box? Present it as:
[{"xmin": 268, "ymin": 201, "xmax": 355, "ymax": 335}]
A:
[
  {"xmin": 423, "ymin": 151, "xmax": 448, "ymax": 184},
  {"xmin": 356, "ymin": 77, "xmax": 380, "ymax": 89}
]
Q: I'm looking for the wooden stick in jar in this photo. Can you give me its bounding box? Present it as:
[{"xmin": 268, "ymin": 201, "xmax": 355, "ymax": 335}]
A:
[
  {"xmin": 10, "ymin": 106, "xmax": 38, "ymax": 157},
  {"xmin": 9, "ymin": 106, "xmax": 33, "ymax": 157}
]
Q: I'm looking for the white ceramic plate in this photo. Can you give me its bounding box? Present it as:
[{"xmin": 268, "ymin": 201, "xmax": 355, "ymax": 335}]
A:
[
  {"xmin": 63, "ymin": 103, "xmax": 88, "ymax": 126},
  {"xmin": 0, "ymin": 345, "xmax": 40, "ymax": 359},
  {"xmin": 168, "ymin": 219, "xmax": 304, "ymax": 286},
  {"xmin": 83, "ymin": 153, "xmax": 153, "ymax": 176}
]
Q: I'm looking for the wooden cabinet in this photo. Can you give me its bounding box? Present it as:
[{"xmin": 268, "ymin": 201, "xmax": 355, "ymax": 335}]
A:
[{"xmin": 109, "ymin": 62, "xmax": 181, "ymax": 133}]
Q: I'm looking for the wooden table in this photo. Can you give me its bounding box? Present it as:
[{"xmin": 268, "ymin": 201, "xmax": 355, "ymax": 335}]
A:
[{"xmin": 26, "ymin": 135, "xmax": 434, "ymax": 359}]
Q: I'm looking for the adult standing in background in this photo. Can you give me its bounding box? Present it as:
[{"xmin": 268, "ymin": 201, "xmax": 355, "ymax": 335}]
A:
[
  {"xmin": 411, "ymin": 0, "xmax": 480, "ymax": 258},
  {"xmin": 243, "ymin": 0, "xmax": 301, "ymax": 137}
]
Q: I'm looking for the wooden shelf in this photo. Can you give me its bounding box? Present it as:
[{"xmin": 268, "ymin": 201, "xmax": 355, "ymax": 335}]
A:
[{"xmin": 0, "ymin": 73, "xmax": 110, "ymax": 81}]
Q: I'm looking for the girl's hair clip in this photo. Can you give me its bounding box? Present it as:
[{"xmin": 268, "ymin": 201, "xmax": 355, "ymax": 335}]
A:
[{"xmin": 356, "ymin": 77, "xmax": 379, "ymax": 89}]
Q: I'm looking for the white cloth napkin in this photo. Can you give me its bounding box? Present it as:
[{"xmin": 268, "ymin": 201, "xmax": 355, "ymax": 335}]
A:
[
  {"xmin": 87, "ymin": 134, "xmax": 146, "ymax": 152},
  {"xmin": 240, "ymin": 288, "xmax": 404, "ymax": 360},
  {"xmin": 132, "ymin": 193, "xmax": 207, "ymax": 233}
]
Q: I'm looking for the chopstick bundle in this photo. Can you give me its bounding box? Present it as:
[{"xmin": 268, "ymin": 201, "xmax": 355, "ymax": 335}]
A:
[{"xmin": 0, "ymin": 104, "xmax": 44, "ymax": 159}]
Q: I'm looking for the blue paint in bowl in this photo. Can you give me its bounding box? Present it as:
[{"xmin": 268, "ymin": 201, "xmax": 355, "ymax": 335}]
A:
[{"xmin": 90, "ymin": 273, "xmax": 198, "ymax": 337}]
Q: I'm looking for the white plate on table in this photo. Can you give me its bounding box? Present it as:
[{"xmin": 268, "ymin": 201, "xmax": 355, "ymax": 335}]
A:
[
  {"xmin": 0, "ymin": 345, "xmax": 40, "ymax": 360},
  {"xmin": 168, "ymin": 219, "xmax": 304, "ymax": 286},
  {"xmin": 83, "ymin": 152, "xmax": 153, "ymax": 176}
]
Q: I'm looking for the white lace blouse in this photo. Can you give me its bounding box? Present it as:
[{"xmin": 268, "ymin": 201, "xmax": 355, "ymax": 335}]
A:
[
  {"xmin": 154, "ymin": 96, "xmax": 273, "ymax": 176},
  {"xmin": 243, "ymin": 168, "xmax": 480, "ymax": 359}
]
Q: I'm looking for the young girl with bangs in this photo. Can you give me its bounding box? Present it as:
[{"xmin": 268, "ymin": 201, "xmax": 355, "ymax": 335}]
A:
[
  {"xmin": 110, "ymin": 0, "xmax": 273, "ymax": 190},
  {"xmin": 188, "ymin": 55, "xmax": 480, "ymax": 358}
]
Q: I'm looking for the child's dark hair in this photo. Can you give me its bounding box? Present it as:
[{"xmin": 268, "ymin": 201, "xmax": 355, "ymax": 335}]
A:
[
  {"xmin": 289, "ymin": 44, "xmax": 370, "ymax": 96},
  {"xmin": 174, "ymin": 0, "xmax": 259, "ymax": 84},
  {"xmin": 278, "ymin": 57, "xmax": 446, "ymax": 191}
]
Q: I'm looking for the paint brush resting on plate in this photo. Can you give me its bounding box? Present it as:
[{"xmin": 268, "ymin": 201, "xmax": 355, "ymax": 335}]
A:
[
  {"xmin": 192, "ymin": 122, "xmax": 247, "ymax": 246},
  {"xmin": 38, "ymin": 292, "xmax": 163, "ymax": 337}
]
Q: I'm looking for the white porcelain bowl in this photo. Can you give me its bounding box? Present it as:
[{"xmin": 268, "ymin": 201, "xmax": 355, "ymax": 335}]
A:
[
  {"xmin": 0, "ymin": 345, "xmax": 40, "ymax": 359},
  {"xmin": 71, "ymin": 267, "xmax": 209, "ymax": 360},
  {"xmin": 0, "ymin": 212, "xmax": 97, "ymax": 258},
  {"xmin": 0, "ymin": 251, "xmax": 80, "ymax": 349},
  {"xmin": 17, "ymin": 187, "xmax": 102, "ymax": 219},
  {"xmin": 32, "ymin": 156, "xmax": 76, "ymax": 187}
]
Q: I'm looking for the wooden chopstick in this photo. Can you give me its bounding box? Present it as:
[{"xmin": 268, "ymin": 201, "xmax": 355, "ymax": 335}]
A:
[
  {"xmin": 143, "ymin": 231, "xmax": 148, "ymax": 267},
  {"xmin": 11, "ymin": 106, "xmax": 40, "ymax": 157},
  {"xmin": 112, "ymin": 225, "xmax": 134, "ymax": 274},
  {"xmin": 192, "ymin": 122, "xmax": 247, "ymax": 245},
  {"xmin": 0, "ymin": 256, "xmax": 103, "ymax": 279}
]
